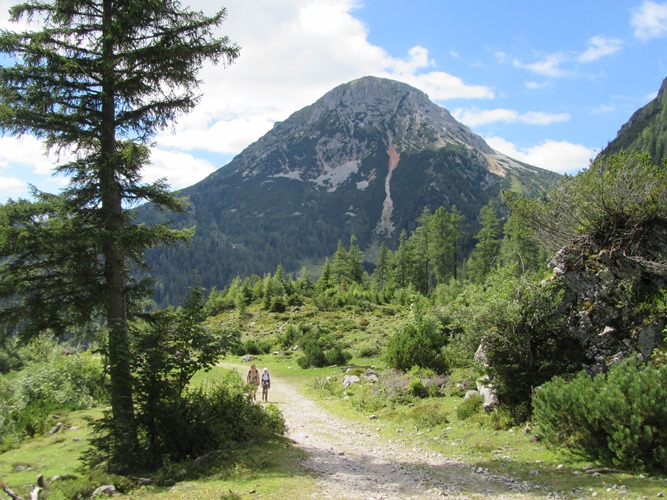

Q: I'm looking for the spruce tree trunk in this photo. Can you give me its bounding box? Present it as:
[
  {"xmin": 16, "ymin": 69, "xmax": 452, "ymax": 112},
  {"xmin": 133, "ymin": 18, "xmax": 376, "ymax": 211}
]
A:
[{"xmin": 100, "ymin": 0, "xmax": 137, "ymax": 467}]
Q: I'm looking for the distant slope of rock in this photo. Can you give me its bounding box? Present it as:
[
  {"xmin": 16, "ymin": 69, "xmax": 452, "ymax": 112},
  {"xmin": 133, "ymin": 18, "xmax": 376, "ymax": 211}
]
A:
[
  {"xmin": 141, "ymin": 76, "xmax": 560, "ymax": 306},
  {"xmin": 602, "ymin": 76, "xmax": 667, "ymax": 163}
]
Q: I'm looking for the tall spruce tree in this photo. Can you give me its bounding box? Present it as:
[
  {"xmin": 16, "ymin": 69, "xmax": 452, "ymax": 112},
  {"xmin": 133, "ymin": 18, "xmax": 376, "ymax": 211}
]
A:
[
  {"xmin": 465, "ymin": 200, "xmax": 502, "ymax": 282},
  {"xmin": 429, "ymin": 205, "xmax": 464, "ymax": 283},
  {"xmin": 0, "ymin": 0, "xmax": 239, "ymax": 470}
]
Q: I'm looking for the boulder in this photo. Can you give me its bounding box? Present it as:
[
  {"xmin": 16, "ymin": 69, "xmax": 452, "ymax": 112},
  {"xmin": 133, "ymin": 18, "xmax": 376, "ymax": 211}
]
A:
[
  {"xmin": 342, "ymin": 375, "xmax": 360, "ymax": 389},
  {"xmin": 476, "ymin": 376, "xmax": 499, "ymax": 411}
]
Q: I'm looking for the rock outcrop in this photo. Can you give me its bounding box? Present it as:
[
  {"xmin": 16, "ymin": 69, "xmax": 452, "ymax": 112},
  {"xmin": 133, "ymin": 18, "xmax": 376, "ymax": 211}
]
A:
[{"xmin": 549, "ymin": 237, "xmax": 667, "ymax": 374}]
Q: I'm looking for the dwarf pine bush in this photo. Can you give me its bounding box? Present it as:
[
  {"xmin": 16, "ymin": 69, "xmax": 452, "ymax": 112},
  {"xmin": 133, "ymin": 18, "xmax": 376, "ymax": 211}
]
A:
[{"xmin": 533, "ymin": 357, "xmax": 667, "ymax": 472}]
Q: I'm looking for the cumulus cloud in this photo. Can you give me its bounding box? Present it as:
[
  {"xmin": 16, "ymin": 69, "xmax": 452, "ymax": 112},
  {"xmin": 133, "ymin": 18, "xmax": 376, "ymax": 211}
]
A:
[
  {"xmin": 0, "ymin": 136, "xmax": 55, "ymax": 174},
  {"xmin": 452, "ymin": 108, "xmax": 569, "ymax": 127},
  {"xmin": 157, "ymin": 0, "xmax": 494, "ymax": 157},
  {"xmin": 145, "ymin": 149, "xmax": 219, "ymax": 190},
  {"xmin": 0, "ymin": 175, "xmax": 29, "ymax": 201},
  {"xmin": 486, "ymin": 136, "xmax": 594, "ymax": 174},
  {"xmin": 631, "ymin": 0, "xmax": 667, "ymax": 40}
]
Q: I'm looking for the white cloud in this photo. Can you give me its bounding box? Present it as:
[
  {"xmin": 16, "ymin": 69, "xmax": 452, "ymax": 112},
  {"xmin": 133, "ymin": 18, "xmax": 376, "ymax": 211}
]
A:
[
  {"xmin": 578, "ymin": 35, "xmax": 623, "ymax": 62},
  {"xmin": 631, "ymin": 0, "xmax": 667, "ymax": 41},
  {"xmin": 513, "ymin": 35, "xmax": 621, "ymax": 82},
  {"xmin": 144, "ymin": 149, "xmax": 219, "ymax": 191},
  {"xmin": 513, "ymin": 53, "xmax": 567, "ymax": 78},
  {"xmin": 486, "ymin": 136, "xmax": 594, "ymax": 174},
  {"xmin": 161, "ymin": 0, "xmax": 494, "ymax": 160},
  {"xmin": 592, "ymin": 104, "xmax": 616, "ymax": 114},
  {"xmin": 453, "ymin": 108, "xmax": 569, "ymax": 127},
  {"xmin": 0, "ymin": 136, "xmax": 55, "ymax": 174},
  {"xmin": 0, "ymin": 175, "xmax": 29, "ymax": 201},
  {"xmin": 525, "ymin": 80, "xmax": 550, "ymax": 90}
]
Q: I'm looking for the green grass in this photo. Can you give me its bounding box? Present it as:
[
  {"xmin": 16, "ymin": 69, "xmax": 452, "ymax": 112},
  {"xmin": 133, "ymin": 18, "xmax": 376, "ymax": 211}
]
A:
[
  {"xmin": 2, "ymin": 358, "xmax": 667, "ymax": 498},
  {"xmin": 229, "ymin": 351, "xmax": 667, "ymax": 498},
  {"xmin": 3, "ymin": 299, "xmax": 667, "ymax": 498},
  {"xmin": 0, "ymin": 409, "xmax": 101, "ymax": 498}
]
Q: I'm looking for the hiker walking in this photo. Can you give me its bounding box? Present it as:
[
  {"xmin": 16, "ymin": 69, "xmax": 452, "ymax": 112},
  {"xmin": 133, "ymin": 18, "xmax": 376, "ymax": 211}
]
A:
[
  {"xmin": 261, "ymin": 367, "xmax": 271, "ymax": 402},
  {"xmin": 246, "ymin": 363, "xmax": 260, "ymax": 401}
]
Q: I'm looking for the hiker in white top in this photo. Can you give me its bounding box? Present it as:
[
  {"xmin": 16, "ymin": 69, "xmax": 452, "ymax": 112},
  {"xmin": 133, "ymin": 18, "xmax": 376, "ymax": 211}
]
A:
[{"xmin": 261, "ymin": 367, "xmax": 271, "ymax": 402}]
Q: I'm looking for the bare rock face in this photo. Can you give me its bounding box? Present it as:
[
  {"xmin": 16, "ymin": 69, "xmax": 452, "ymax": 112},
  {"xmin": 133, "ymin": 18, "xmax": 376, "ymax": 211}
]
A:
[{"xmin": 549, "ymin": 241, "xmax": 667, "ymax": 374}]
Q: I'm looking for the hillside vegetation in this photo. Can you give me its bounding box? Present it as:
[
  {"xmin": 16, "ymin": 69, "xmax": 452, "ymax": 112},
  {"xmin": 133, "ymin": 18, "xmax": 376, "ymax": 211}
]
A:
[{"xmin": 2, "ymin": 152, "xmax": 667, "ymax": 497}]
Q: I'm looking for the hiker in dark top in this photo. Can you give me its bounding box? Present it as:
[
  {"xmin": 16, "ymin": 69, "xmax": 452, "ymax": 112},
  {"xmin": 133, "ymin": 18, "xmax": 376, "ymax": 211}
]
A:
[
  {"xmin": 261, "ymin": 367, "xmax": 271, "ymax": 402},
  {"xmin": 246, "ymin": 363, "xmax": 260, "ymax": 401}
]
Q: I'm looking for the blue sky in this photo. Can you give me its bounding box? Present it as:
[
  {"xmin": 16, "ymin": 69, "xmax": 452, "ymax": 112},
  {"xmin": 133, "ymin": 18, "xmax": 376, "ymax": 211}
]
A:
[{"xmin": 1, "ymin": 0, "xmax": 666, "ymax": 202}]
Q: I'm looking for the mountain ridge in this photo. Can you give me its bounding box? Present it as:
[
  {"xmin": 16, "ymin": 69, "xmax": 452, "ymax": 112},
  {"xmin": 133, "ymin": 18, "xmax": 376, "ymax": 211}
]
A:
[
  {"xmin": 602, "ymin": 76, "xmax": 667, "ymax": 162},
  {"xmin": 143, "ymin": 76, "xmax": 560, "ymax": 305}
]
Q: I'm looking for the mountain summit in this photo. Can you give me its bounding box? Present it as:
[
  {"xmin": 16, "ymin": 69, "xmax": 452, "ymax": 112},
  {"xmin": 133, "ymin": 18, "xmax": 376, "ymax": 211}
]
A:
[{"xmin": 143, "ymin": 76, "xmax": 559, "ymax": 305}]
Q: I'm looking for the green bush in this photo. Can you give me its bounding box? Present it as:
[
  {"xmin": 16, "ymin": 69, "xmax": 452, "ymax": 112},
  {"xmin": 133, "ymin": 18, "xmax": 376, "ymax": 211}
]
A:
[
  {"xmin": 0, "ymin": 351, "xmax": 105, "ymax": 452},
  {"xmin": 243, "ymin": 338, "xmax": 262, "ymax": 355},
  {"xmin": 385, "ymin": 312, "xmax": 448, "ymax": 375},
  {"xmin": 278, "ymin": 324, "xmax": 300, "ymax": 349},
  {"xmin": 456, "ymin": 394, "xmax": 483, "ymax": 420},
  {"xmin": 296, "ymin": 329, "xmax": 352, "ymax": 368},
  {"xmin": 297, "ymin": 339, "xmax": 327, "ymax": 368},
  {"xmin": 88, "ymin": 370, "xmax": 285, "ymax": 470},
  {"xmin": 447, "ymin": 268, "xmax": 582, "ymax": 417},
  {"xmin": 0, "ymin": 347, "xmax": 22, "ymax": 374},
  {"xmin": 533, "ymin": 357, "xmax": 667, "ymax": 473},
  {"xmin": 357, "ymin": 344, "xmax": 379, "ymax": 358},
  {"xmin": 324, "ymin": 345, "xmax": 352, "ymax": 366},
  {"xmin": 407, "ymin": 377, "xmax": 428, "ymax": 398}
]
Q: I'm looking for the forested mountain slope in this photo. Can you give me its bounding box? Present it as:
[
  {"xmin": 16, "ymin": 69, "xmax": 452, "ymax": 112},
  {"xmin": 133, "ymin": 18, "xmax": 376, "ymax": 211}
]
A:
[
  {"xmin": 140, "ymin": 76, "xmax": 560, "ymax": 306},
  {"xmin": 603, "ymin": 76, "xmax": 667, "ymax": 163}
]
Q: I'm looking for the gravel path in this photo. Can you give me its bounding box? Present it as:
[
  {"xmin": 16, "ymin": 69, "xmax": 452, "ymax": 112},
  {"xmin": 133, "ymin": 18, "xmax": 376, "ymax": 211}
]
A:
[{"xmin": 235, "ymin": 365, "xmax": 545, "ymax": 500}]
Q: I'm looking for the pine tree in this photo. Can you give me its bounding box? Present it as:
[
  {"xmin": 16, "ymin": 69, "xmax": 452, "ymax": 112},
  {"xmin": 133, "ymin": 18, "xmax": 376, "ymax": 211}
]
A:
[
  {"xmin": 465, "ymin": 201, "xmax": 502, "ymax": 282},
  {"xmin": 499, "ymin": 212, "xmax": 545, "ymax": 274},
  {"xmin": 0, "ymin": 0, "xmax": 239, "ymax": 470},
  {"xmin": 410, "ymin": 207, "xmax": 432, "ymax": 293},
  {"xmin": 391, "ymin": 230, "xmax": 411, "ymax": 289},
  {"xmin": 429, "ymin": 205, "xmax": 465, "ymax": 283},
  {"xmin": 316, "ymin": 258, "xmax": 333, "ymax": 292},
  {"xmin": 372, "ymin": 242, "xmax": 390, "ymax": 291}
]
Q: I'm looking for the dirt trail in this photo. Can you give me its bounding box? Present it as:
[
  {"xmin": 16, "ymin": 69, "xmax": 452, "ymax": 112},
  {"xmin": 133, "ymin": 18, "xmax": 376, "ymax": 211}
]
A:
[{"xmin": 229, "ymin": 364, "xmax": 544, "ymax": 499}]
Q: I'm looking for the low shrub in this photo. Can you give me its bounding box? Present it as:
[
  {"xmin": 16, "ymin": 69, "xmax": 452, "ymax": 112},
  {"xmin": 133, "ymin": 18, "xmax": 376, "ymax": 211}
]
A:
[
  {"xmin": 312, "ymin": 376, "xmax": 344, "ymax": 398},
  {"xmin": 244, "ymin": 339, "xmax": 260, "ymax": 355},
  {"xmin": 348, "ymin": 382, "xmax": 389, "ymax": 413},
  {"xmin": 296, "ymin": 330, "xmax": 352, "ymax": 368},
  {"xmin": 456, "ymin": 394, "xmax": 483, "ymax": 420},
  {"xmin": 88, "ymin": 370, "xmax": 286, "ymax": 471},
  {"xmin": 404, "ymin": 400, "xmax": 450, "ymax": 428},
  {"xmin": 324, "ymin": 345, "xmax": 352, "ymax": 366},
  {"xmin": 533, "ymin": 357, "xmax": 667, "ymax": 473},
  {"xmin": 385, "ymin": 302, "xmax": 448, "ymax": 375},
  {"xmin": 407, "ymin": 377, "xmax": 428, "ymax": 398},
  {"xmin": 0, "ymin": 351, "xmax": 105, "ymax": 452},
  {"xmin": 357, "ymin": 344, "xmax": 379, "ymax": 358}
]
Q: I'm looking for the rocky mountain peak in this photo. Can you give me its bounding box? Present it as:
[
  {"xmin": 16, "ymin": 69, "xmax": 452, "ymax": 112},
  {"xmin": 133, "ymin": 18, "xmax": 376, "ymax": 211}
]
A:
[
  {"xmin": 219, "ymin": 76, "xmax": 516, "ymax": 184},
  {"xmin": 294, "ymin": 76, "xmax": 493, "ymax": 154},
  {"xmin": 150, "ymin": 76, "xmax": 559, "ymax": 306}
]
